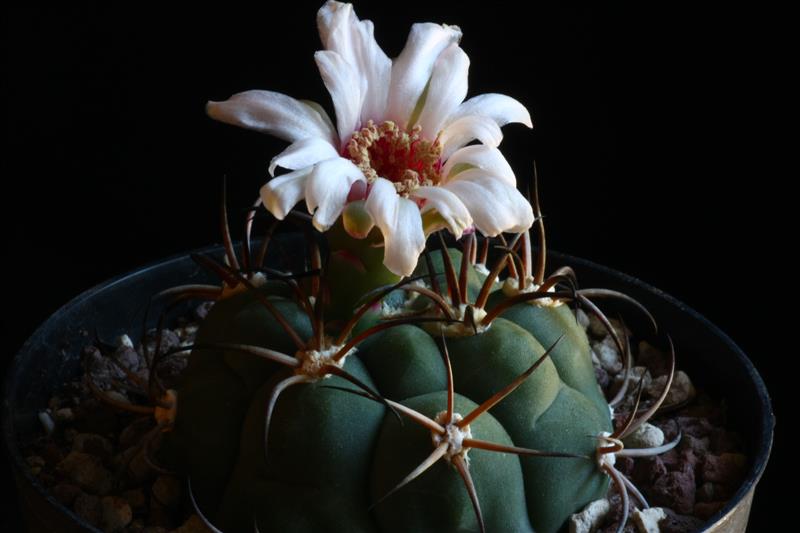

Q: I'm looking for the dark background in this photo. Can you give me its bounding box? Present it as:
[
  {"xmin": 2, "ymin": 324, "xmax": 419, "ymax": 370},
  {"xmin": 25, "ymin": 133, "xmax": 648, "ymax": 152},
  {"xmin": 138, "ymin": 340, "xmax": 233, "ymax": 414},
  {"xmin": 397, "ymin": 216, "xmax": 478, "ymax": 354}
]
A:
[{"xmin": 3, "ymin": 2, "xmax": 784, "ymax": 531}]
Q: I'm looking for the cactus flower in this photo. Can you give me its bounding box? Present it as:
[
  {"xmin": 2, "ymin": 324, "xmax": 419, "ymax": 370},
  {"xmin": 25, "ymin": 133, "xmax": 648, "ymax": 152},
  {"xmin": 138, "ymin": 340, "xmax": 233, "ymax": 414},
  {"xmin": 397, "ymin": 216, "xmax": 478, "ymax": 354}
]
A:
[{"xmin": 207, "ymin": 1, "xmax": 534, "ymax": 276}]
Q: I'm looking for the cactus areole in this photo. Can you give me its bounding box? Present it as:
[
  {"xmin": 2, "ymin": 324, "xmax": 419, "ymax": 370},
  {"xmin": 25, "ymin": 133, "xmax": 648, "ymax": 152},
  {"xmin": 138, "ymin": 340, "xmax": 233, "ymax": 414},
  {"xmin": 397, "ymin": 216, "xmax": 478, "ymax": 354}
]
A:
[{"xmin": 155, "ymin": 2, "xmax": 679, "ymax": 532}]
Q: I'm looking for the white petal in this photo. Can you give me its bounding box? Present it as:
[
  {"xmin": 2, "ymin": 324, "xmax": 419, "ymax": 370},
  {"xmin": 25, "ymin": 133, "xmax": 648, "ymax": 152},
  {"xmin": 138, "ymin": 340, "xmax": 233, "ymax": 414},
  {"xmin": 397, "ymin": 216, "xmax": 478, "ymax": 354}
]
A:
[
  {"xmin": 206, "ymin": 90, "xmax": 337, "ymax": 145},
  {"xmin": 305, "ymin": 157, "xmax": 366, "ymax": 231},
  {"xmin": 366, "ymin": 178, "xmax": 426, "ymax": 277},
  {"xmin": 444, "ymin": 169, "xmax": 534, "ymax": 236},
  {"xmin": 354, "ymin": 19, "xmax": 391, "ymax": 123},
  {"xmin": 318, "ymin": 2, "xmax": 358, "ymax": 62},
  {"xmin": 439, "ymin": 115, "xmax": 503, "ymax": 160},
  {"xmin": 387, "ymin": 22, "xmax": 462, "ymax": 128},
  {"xmin": 315, "ymin": 50, "xmax": 364, "ymax": 148},
  {"xmin": 416, "ymin": 44, "xmax": 470, "ymax": 139},
  {"xmin": 317, "ymin": 2, "xmax": 391, "ymax": 124},
  {"xmin": 269, "ymin": 137, "xmax": 339, "ymax": 177},
  {"xmin": 260, "ymin": 167, "xmax": 312, "ymax": 220},
  {"xmin": 442, "ymin": 145, "xmax": 516, "ymax": 186},
  {"xmin": 412, "ymin": 186, "xmax": 472, "ymax": 239},
  {"xmin": 447, "ymin": 93, "xmax": 533, "ymax": 129}
]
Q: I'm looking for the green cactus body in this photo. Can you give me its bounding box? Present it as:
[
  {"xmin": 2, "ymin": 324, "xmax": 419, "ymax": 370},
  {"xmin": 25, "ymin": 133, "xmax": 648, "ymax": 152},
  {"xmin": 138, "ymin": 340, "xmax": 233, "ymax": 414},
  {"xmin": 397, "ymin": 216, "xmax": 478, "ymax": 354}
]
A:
[
  {"xmin": 370, "ymin": 392, "xmax": 535, "ymax": 533},
  {"xmin": 166, "ymin": 247, "xmax": 616, "ymax": 533},
  {"xmin": 445, "ymin": 318, "xmax": 611, "ymax": 532},
  {"xmin": 487, "ymin": 291, "xmax": 610, "ymax": 421}
]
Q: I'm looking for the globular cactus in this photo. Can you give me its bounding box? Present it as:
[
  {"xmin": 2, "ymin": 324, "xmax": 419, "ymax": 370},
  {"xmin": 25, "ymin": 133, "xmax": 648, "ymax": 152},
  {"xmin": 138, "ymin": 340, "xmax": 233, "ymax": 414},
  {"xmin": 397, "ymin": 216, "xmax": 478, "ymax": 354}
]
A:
[
  {"xmin": 148, "ymin": 181, "xmax": 678, "ymax": 533},
  {"xmin": 146, "ymin": 3, "xmax": 683, "ymax": 532}
]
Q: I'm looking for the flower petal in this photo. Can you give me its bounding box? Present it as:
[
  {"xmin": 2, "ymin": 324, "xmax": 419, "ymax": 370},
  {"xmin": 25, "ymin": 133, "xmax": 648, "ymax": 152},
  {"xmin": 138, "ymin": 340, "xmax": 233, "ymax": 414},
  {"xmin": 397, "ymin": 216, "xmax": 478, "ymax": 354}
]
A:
[
  {"xmin": 439, "ymin": 115, "xmax": 503, "ymax": 160},
  {"xmin": 447, "ymin": 93, "xmax": 533, "ymax": 129},
  {"xmin": 269, "ymin": 137, "xmax": 339, "ymax": 177},
  {"xmin": 442, "ymin": 145, "xmax": 516, "ymax": 186},
  {"xmin": 315, "ymin": 50, "xmax": 364, "ymax": 148},
  {"xmin": 387, "ymin": 22, "xmax": 462, "ymax": 128},
  {"xmin": 412, "ymin": 186, "xmax": 472, "ymax": 239},
  {"xmin": 206, "ymin": 90, "xmax": 337, "ymax": 145},
  {"xmin": 260, "ymin": 167, "xmax": 313, "ymax": 220},
  {"xmin": 416, "ymin": 43, "xmax": 470, "ymax": 139},
  {"xmin": 305, "ymin": 157, "xmax": 367, "ymax": 231},
  {"xmin": 366, "ymin": 178, "xmax": 426, "ymax": 277},
  {"xmin": 317, "ymin": 2, "xmax": 391, "ymax": 124},
  {"xmin": 443, "ymin": 169, "xmax": 534, "ymax": 236}
]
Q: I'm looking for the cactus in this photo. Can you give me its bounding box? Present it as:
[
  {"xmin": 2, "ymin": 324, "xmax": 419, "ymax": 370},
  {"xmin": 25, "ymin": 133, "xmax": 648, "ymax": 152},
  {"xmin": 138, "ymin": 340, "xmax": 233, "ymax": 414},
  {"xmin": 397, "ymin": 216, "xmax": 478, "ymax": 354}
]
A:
[
  {"xmin": 132, "ymin": 174, "xmax": 678, "ymax": 533},
  {"xmin": 127, "ymin": 3, "xmax": 685, "ymax": 532}
]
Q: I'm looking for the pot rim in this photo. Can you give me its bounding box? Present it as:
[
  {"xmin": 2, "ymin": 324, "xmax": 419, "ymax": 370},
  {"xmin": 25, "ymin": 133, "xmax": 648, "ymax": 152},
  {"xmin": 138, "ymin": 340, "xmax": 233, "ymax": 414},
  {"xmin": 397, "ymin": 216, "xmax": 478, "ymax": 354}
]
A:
[{"xmin": 2, "ymin": 243, "xmax": 775, "ymax": 532}]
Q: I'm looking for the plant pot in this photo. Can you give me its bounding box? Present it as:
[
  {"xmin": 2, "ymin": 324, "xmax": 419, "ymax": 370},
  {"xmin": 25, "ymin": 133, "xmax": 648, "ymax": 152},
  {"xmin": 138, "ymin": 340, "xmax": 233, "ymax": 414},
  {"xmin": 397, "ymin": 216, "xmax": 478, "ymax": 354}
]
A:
[{"xmin": 2, "ymin": 244, "xmax": 774, "ymax": 533}]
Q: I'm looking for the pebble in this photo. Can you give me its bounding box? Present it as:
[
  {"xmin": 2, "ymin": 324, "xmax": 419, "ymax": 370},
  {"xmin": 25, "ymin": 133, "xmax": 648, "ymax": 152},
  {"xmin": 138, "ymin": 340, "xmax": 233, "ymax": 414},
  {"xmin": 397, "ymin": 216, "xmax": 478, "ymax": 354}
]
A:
[
  {"xmin": 128, "ymin": 448, "xmax": 159, "ymax": 483},
  {"xmin": 569, "ymin": 498, "xmax": 610, "ymax": 533},
  {"xmin": 623, "ymin": 423, "xmax": 665, "ymax": 450},
  {"xmin": 637, "ymin": 341, "xmax": 671, "ymax": 377},
  {"xmin": 647, "ymin": 371, "xmax": 695, "ymax": 405},
  {"xmin": 120, "ymin": 417, "xmax": 155, "ymax": 450},
  {"xmin": 38, "ymin": 410, "xmax": 56, "ymax": 435},
  {"xmin": 633, "ymin": 507, "xmax": 666, "ymax": 533},
  {"xmin": 576, "ymin": 308, "xmax": 591, "ymax": 331},
  {"xmin": 115, "ymin": 346, "xmax": 143, "ymax": 372},
  {"xmin": 611, "ymin": 366, "xmax": 652, "ymax": 398},
  {"xmin": 592, "ymin": 336, "xmax": 623, "ymax": 374},
  {"xmin": 72, "ymin": 433, "xmax": 114, "ymax": 460},
  {"xmin": 117, "ymin": 335, "xmax": 135, "ymax": 349},
  {"xmin": 152, "ymin": 475, "xmax": 182, "ymax": 507},
  {"xmin": 100, "ymin": 495, "xmax": 133, "ymax": 532},
  {"xmin": 54, "ymin": 407, "xmax": 76, "ymax": 423},
  {"xmin": 74, "ymin": 492, "xmax": 101, "ymax": 527},
  {"xmin": 122, "ymin": 488, "xmax": 147, "ymax": 512},
  {"xmin": 58, "ymin": 451, "xmax": 114, "ymax": 495},
  {"xmin": 588, "ymin": 313, "xmax": 605, "ymax": 337}
]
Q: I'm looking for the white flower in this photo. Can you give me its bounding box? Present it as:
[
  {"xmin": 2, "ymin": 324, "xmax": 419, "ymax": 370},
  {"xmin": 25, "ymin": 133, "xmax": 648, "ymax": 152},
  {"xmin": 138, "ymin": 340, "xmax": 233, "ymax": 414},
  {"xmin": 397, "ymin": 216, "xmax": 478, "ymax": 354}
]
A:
[{"xmin": 207, "ymin": 1, "xmax": 534, "ymax": 276}]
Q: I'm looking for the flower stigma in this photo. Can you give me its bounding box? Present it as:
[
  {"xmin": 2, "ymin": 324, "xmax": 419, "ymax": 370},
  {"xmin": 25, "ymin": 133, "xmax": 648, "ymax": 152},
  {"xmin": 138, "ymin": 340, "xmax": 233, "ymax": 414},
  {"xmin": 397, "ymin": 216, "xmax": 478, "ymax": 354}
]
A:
[{"xmin": 346, "ymin": 120, "xmax": 442, "ymax": 197}]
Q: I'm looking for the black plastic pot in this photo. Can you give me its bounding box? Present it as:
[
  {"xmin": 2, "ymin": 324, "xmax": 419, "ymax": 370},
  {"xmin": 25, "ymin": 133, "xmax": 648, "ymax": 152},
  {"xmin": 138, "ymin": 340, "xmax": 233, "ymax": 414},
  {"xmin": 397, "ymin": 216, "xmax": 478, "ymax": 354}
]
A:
[{"xmin": 2, "ymin": 244, "xmax": 774, "ymax": 532}]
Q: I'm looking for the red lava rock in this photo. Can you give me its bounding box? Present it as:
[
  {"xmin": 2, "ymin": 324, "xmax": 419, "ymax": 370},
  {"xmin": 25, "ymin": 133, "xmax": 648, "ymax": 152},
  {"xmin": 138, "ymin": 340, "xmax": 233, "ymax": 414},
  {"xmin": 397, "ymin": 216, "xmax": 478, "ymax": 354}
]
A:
[
  {"xmin": 654, "ymin": 418, "xmax": 680, "ymax": 442},
  {"xmin": 115, "ymin": 346, "xmax": 143, "ymax": 371},
  {"xmin": 615, "ymin": 455, "xmax": 635, "ymax": 477},
  {"xmin": 598, "ymin": 493, "xmax": 637, "ymax": 533},
  {"xmin": 632, "ymin": 455, "xmax": 667, "ymax": 486},
  {"xmin": 678, "ymin": 434, "xmax": 710, "ymax": 459},
  {"xmin": 676, "ymin": 416, "xmax": 713, "ymax": 438},
  {"xmin": 701, "ymin": 453, "xmax": 747, "ymax": 485},
  {"xmin": 143, "ymin": 329, "xmax": 181, "ymax": 357},
  {"xmin": 649, "ymin": 468, "xmax": 696, "ymax": 514},
  {"xmin": 694, "ymin": 501, "xmax": 726, "ymax": 520},
  {"xmin": 659, "ymin": 509, "xmax": 705, "ymax": 533}
]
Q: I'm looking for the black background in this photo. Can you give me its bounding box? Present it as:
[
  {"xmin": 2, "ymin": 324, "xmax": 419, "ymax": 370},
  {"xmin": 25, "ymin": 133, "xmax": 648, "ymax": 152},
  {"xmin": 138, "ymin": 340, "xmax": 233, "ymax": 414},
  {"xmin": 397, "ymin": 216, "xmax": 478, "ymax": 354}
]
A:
[{"xmin": 3, "ymin": 2, "xmax": 785, "ymax": 531}]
